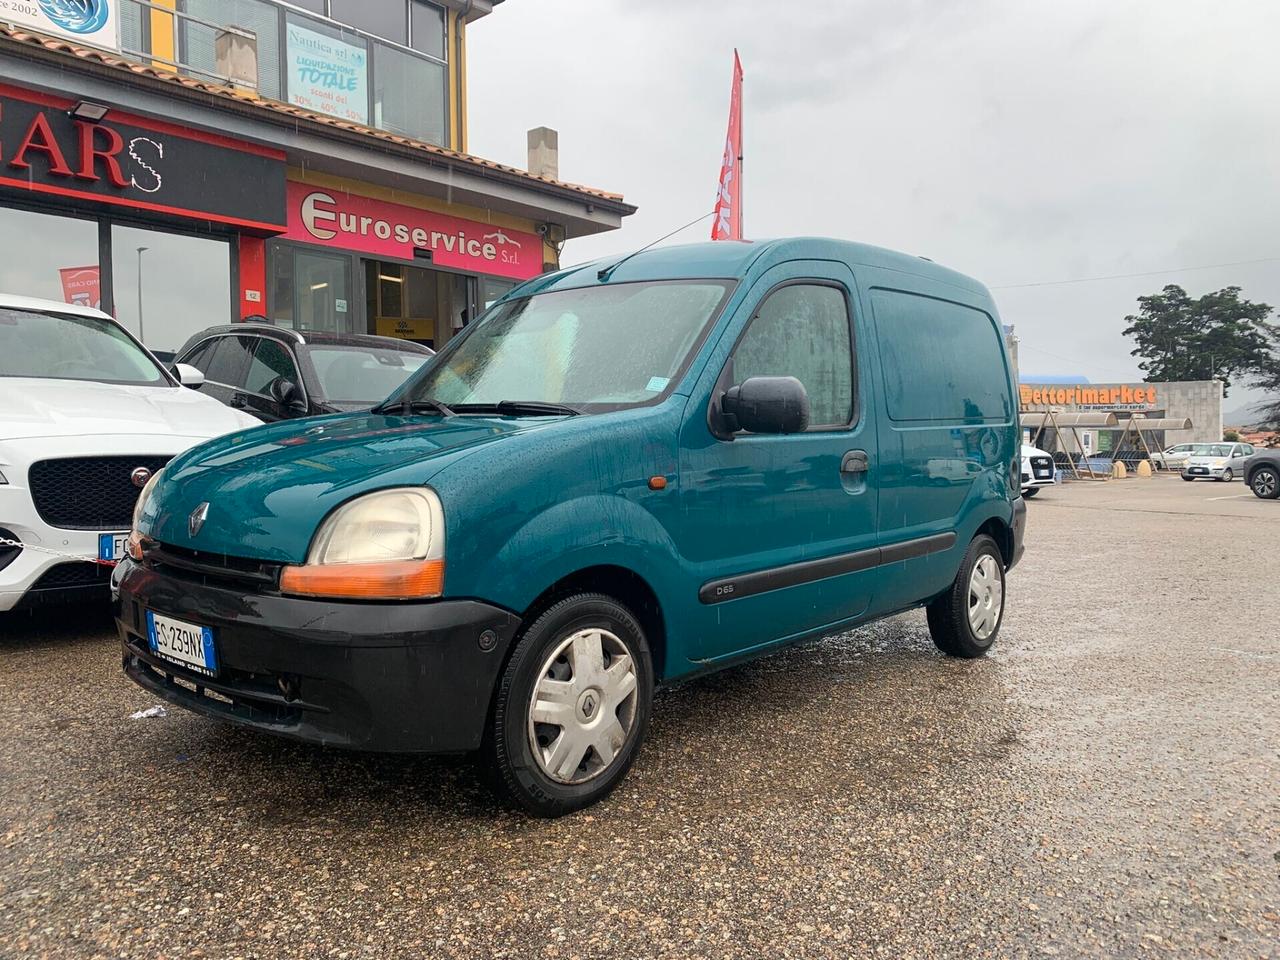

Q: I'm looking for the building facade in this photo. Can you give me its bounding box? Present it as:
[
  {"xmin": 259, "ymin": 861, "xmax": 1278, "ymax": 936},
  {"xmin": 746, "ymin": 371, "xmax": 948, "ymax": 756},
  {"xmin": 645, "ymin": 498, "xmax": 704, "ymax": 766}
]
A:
[
  {"xmin": 0, "ymin": 0, "xmax": 634, "ymax": 353},
  {"xmin": 1020, "ymin": 380, "xmax": 1224, "ymax": 451}
]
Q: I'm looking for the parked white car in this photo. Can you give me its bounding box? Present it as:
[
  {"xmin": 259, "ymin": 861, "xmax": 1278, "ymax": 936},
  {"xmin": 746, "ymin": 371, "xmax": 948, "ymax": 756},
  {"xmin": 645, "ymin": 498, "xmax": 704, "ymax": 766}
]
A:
[
  {"xmin": 1180, "ymin": 442, "xmax": 1256, "ymax": 482},
  {"xmin": 1150, "ymin": 442, "xmax": 1197, "ymax": 470},
  {"xmin": 0, "ymin": 295, "xmax": 260, "ymax": 611},
  {"xmin": 1020, "ymin": 443, "xmax": 1056, "ymax": 497}
]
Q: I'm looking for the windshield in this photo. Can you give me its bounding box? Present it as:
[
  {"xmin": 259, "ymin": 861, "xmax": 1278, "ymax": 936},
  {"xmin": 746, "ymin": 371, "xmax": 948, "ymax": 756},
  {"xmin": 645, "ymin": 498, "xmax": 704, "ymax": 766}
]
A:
[
  {"xmin": 310, "ymin": 345, "xmax": 431, "ymax": 403},
  {"xmin": 0, "ymin": 308, "xmax": 167, "ymax": 386},
  {"xmin": 406, "ymin": 279, "xmax": 733, "ymax": 411},
  {"xmin": 1191, "ymin": 444, "xmax": 1232, "ymax": 456}
]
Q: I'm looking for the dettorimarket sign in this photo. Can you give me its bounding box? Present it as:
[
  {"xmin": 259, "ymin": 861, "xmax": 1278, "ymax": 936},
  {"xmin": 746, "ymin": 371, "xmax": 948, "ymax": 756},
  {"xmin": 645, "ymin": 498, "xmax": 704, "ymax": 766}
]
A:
[{"xmin": 1020, "ymin": 383, "xmax": 1158, "ymax": 410}]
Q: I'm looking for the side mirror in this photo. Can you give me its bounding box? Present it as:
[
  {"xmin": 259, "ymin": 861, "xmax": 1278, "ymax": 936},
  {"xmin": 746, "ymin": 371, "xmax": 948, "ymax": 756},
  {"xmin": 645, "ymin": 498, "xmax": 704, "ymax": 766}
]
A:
[
  {"xmin": 270, "ymin": 377, "xmax": 306, "ymax": 411},
  {"xmin": 721, "ymin": 376, "xmax": 810, "ymax": 435},
  {"xmin": 172, "ymin": 363, "xmax": 205, "ymax": 389}
]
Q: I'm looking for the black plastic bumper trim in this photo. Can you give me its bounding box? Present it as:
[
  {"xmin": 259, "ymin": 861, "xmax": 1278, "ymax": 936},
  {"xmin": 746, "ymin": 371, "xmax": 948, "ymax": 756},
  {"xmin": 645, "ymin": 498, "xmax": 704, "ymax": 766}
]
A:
[{"xmin": 699, "ymin": 531, "xmax": 958, "ymax": 605}]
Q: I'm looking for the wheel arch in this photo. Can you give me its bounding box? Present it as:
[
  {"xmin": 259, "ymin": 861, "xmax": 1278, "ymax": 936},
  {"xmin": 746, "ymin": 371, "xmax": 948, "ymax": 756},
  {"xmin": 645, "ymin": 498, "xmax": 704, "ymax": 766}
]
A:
[
  {"xmin": 519, "ymin": 565, "xmax": 668, "ymax": 681},
  {"xmin": 975, "ymin": 516, "xmax": 1014, "ymax": 568}
]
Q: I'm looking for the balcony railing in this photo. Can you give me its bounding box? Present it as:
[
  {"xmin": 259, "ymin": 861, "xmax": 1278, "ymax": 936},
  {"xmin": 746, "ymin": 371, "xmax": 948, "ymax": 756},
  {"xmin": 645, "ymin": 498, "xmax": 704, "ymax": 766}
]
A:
[{"xmin": 119, "ymin": 0, "xmax": 449, "ymax": 146}]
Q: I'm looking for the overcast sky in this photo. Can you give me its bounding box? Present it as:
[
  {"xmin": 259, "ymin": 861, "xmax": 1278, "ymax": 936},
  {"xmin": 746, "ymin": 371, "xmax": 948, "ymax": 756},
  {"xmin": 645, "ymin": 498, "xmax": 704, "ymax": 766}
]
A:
[{"xmin": 468, "ymin": 0, "xmax": 1280, "ymax": 414}]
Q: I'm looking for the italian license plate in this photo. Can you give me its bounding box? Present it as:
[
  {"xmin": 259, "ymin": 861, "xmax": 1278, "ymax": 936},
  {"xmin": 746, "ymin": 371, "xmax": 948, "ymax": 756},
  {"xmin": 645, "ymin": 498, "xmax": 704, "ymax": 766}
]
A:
[
  {"xmin": 146, "ymin": 610, "xmax": 218, "ymax": 676},
  {"xmin": 1190, "ymin": 468, "xmax": 1207, "ymax": 475},
  {"xmin": 98, "ymin": 532, "xmax": 129, "ymax": 561}
]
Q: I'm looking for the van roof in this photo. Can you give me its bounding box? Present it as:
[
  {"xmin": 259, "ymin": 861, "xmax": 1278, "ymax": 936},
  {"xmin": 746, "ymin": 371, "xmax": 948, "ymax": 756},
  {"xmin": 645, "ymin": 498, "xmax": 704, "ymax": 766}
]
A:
[{"xmin": 534, "ymin": 238, "xmax": 989, "ymax": 297}]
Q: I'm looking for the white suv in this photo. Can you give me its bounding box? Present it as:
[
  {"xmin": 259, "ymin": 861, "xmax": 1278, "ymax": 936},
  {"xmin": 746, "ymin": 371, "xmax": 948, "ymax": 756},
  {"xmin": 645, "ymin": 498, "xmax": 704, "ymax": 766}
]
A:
[
  {"xmin": 1020, "ymin": 443, "xmax": 1057, "ymax": 497},
  {"xmin": 0, "ymin": 295, "xmax": 260, "ymax": 611}
]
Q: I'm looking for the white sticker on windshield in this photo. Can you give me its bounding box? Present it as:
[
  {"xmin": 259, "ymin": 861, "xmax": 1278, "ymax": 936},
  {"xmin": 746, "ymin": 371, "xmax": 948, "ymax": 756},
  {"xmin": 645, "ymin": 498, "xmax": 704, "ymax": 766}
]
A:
[{"xmin": 646, "ymin": 376, "xmax": 670, "ymax": 392}]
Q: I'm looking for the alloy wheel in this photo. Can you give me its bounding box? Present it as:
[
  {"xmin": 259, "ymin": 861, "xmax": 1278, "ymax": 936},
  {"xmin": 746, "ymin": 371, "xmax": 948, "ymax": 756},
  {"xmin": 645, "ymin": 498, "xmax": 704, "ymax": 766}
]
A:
[
  {"xmin": 1253, "ymin": 470, "xmax": 1278, "ymax": 498},
  {"xmin": 967, "ymin": 554, "xmax": 1003, "ymax": 641},
  {"xmin": 527, "ymin": 628, "xmax": 639, "ymax": 785}
]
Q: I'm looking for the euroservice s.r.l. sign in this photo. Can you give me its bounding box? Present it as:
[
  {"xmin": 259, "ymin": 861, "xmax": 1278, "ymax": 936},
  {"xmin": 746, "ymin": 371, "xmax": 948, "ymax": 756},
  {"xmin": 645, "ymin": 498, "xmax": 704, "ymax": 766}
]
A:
[{"xmin": 284, "ymin": 183, "xmax": 543, "ymax": 281}]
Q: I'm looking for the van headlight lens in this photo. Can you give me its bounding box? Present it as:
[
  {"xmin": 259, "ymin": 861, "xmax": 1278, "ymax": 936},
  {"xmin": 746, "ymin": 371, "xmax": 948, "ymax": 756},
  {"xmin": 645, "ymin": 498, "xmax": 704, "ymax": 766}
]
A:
[
  {"xmin": 279, "ymin": 487, "xmax": 445, "ymax": 599},
  {"xmin": 127, "ymin": 468, "xmax": 165, "ymax": 561}
]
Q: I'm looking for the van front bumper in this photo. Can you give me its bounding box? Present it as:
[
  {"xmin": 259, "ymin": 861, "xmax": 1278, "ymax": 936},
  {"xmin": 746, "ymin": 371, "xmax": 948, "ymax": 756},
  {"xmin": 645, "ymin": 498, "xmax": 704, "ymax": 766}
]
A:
[{"xmin": 115, "ymin": 560, "xmax": 522, "ymax": 753}]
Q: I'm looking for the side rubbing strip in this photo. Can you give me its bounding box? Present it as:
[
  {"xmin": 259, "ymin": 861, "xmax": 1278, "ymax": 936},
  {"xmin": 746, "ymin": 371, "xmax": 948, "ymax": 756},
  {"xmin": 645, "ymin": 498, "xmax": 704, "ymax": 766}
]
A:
[{"xmin": 698, "ymin": 531, "xmax": 958, "ymax": 605}]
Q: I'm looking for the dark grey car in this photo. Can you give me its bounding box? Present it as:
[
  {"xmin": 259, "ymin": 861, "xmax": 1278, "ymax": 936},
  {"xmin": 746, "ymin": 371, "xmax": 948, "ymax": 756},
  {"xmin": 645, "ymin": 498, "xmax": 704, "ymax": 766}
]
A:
[{"xmin": 1243, "ymin": 450, "xmax": 1280, "ymax": 499}]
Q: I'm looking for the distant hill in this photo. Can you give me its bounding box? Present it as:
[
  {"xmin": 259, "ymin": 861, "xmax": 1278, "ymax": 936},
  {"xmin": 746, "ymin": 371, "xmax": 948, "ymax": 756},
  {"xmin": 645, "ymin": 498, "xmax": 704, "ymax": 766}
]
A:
[{"xmin": 1223, "ymin": 401, "xmax": 1268, "ymax": 428}]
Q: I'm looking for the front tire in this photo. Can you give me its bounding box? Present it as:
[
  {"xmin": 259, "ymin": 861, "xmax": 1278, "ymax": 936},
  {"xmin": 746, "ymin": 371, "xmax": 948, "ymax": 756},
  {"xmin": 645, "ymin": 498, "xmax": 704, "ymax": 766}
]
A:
[
  {"xmin": 1251, "ymin": 467, "xmax": 1280, "ymax": 499},
  {"xmin": 1181, "ymin": 474, "xmax": 1195, "ymax": 482},
  {"xmin": 484, "ymin": 593, "xmax": 653, "ymax": 817},
  {"xmin": 927, "ymin": 534, "xmax": 1005, "ymax": 659},
  {"xmin": 1022, "ymin": 487, "xmax": 1039, "ymax": 498}
]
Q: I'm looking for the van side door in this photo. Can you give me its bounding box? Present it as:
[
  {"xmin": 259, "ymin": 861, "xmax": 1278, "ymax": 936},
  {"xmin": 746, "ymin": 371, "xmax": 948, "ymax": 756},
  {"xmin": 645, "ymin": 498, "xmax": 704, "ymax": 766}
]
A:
[
  {"xmin": 864, "ymin": 283, "xmax": 1016, "ymax": 614},
  {"xmin": 676, "ymin": 261, "xmax": 881, "ymax": 662}
]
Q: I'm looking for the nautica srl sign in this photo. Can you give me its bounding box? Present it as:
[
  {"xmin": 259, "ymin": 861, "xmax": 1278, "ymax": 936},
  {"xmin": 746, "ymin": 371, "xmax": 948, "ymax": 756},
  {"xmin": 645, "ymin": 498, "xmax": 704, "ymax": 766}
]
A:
[{"xmin": 284, "ymin": 183, "xmax": 543, "ymax": 281}]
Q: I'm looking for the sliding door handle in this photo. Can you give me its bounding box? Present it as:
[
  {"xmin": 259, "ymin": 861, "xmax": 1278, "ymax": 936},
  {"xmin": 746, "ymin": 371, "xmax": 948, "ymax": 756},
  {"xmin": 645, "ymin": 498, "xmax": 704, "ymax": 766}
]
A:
[{"xmin": 841, "ymin": 450, "xmax": 870, "ymax": 474}]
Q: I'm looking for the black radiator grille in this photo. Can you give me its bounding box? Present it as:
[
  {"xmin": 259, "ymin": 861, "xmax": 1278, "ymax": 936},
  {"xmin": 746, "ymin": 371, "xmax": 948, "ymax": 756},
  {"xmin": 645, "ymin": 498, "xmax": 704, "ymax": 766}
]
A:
[{"xmin": 28, "ymin": 456, "xmax": 171, "ymax": 530}]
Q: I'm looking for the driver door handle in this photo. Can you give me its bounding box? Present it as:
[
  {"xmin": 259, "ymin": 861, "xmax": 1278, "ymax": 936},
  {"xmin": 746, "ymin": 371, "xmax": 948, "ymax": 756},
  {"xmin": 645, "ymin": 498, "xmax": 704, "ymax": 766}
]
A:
[{"xmin": 841, "ymin": 450, "xmax": 870, "ymax": 474}]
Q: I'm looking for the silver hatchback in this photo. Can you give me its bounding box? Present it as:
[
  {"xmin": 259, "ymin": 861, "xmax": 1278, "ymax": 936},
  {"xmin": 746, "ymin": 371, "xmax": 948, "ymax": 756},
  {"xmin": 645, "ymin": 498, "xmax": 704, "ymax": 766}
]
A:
[{"xmin": 1181, "ymin": 442, "xmax": 1255, "ymax": 482}]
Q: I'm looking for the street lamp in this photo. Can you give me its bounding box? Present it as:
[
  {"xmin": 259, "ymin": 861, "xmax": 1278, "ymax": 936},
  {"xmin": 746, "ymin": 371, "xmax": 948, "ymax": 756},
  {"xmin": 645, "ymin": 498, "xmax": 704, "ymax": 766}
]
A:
[{"xmin": 136, "ymin": 247, "xmax": 149, "ymax": 343}]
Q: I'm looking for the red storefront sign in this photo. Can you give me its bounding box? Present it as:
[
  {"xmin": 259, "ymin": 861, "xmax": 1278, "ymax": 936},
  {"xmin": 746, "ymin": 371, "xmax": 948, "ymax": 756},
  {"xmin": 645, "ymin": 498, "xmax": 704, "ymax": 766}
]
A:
[
  {"xmin": 283, "ymin": 183, "xmax": 543, "ymax": 281},
  {"xmin": 58, "ymin": 265, "xmax": 101, "ymax": 309}
]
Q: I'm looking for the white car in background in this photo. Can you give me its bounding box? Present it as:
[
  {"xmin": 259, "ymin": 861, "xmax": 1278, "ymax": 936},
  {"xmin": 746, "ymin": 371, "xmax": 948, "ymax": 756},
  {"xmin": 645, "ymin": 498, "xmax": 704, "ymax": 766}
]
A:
[
  {"xmin": 1020, "ymin": 443, "xmax": 1057, "ymax": 497},
  {"xmin": 0, "ymin": 295, "xmax": 260, "ymax": 611},
  {"xmin": 1150, "ymin": 442, "xmax": 1197, "ymax": 470},
  {"xmin": 1180, "ymin": 442, "xmax": 1256, "ymax": 482}
]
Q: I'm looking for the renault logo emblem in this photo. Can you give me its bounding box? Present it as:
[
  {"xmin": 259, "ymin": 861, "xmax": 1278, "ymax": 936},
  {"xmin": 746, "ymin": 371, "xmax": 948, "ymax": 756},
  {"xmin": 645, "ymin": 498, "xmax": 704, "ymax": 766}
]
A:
[
  {"xmin": 130, "ymin": 467, "xmax": 152, "ymax": 488},
  {"xmin": 189, "ymin": 502, "xmax": 210, "ymax": 537}
]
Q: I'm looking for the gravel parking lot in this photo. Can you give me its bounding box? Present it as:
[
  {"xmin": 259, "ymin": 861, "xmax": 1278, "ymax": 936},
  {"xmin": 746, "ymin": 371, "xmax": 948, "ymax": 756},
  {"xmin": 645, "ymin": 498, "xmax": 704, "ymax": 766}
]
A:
[{"xmin": 2, "ymin": 475, "xmax": 1277, "ymax": 959}]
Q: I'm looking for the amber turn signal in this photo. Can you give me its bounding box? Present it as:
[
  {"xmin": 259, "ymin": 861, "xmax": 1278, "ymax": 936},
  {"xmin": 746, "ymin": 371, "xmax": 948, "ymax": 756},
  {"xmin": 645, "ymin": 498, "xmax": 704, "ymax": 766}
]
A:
[
  {"xmin": 648, "ymin": 475, "xmax": 668, "ymax": 490},
  {"xmin": 279, "ymin": 559, "xmax": 445, "ymax": 600}
]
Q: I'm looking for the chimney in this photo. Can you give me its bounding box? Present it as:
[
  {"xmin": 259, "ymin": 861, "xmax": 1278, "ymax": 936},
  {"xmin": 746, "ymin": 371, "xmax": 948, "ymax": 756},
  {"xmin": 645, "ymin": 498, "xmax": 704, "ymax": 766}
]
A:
[
  {"xmin": 527, "ymin": 127, "xmax": 559, "ymax": 181},
  {"xmin": 215, "ymin": 26, "xmax": 259, "ymax": 91}
]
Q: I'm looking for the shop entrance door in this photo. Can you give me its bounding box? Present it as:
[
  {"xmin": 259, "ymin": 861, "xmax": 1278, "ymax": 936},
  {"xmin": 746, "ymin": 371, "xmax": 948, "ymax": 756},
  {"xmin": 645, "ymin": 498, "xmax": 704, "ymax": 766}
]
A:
[
  {"xmin": 366, "ymin": 260, "xmax": 471, "ymax": 349},
  {"xmin": 270, "ymin": 249, "xmax": 352, "ymax": 335}
]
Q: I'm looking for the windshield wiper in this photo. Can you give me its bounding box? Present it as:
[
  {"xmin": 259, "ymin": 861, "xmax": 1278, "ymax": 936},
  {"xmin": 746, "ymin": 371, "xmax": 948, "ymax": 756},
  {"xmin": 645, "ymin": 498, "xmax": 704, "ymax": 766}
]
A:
[
  {"xmin": 497, "ymin": 400, "xmax": 581, "ymax": 417},
  {"xmin": 372, "ymin": 396, "xmax": 455, "ymax": 417},
  {"xmin": 451, "ymin": 400, "xmax": 580, "ymax": 417}
]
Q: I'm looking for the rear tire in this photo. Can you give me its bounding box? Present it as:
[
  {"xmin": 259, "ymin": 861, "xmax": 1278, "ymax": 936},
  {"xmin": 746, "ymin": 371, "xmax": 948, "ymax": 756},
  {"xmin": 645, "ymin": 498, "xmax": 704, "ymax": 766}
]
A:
[
  {"xmin": 927, "ymin": 534, "xmax": 1005, "ymax": 659},
  {"xmin": 1250, "ymin": 466, "xmax": 1280, "ymax": 499},
  {"xmin": 483, "ymin": 593, "xmax": 653, "ymax": 817}
]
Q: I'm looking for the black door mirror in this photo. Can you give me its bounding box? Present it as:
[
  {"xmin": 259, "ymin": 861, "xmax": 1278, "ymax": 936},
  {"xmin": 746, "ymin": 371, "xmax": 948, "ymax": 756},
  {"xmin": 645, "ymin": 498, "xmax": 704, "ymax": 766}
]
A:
[
  {"xmin": 721, "ymin": 376, "xmax": 810, "ymax": 434},
  {"xmin": 270, "ymin": 377, "xmax": 306, "ymax": 412}
]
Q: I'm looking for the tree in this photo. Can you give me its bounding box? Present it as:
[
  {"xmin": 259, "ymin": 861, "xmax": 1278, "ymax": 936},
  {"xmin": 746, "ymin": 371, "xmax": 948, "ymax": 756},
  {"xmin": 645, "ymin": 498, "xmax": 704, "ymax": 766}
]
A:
[
  {"xmin": 1122, "ymin": 284, "xmax": 1275, "ymax": 395},
  {"xmin": 1252, "ymin": 351, "xmax": 1280, "ymax": 427}
]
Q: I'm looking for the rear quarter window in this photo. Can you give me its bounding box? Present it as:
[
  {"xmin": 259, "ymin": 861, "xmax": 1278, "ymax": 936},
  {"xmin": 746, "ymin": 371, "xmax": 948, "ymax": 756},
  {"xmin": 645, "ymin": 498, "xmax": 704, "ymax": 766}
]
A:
[{"xmin": 872, "ymin": 289, "xmax": 1011, "ymax": 422}]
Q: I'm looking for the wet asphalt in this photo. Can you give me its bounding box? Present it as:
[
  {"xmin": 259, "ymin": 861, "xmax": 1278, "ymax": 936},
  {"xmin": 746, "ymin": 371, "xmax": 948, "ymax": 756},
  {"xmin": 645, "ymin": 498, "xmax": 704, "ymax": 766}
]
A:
[{"xmin": 1, "ymin": 475, "xmax": 1277, "ymax": 959}]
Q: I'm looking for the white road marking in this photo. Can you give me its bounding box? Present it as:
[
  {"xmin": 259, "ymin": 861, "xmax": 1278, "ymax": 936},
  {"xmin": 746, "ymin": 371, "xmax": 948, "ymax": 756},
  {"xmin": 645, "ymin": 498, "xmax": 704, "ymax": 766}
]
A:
[{"xmin": 1205, "ymin": 494, "xmax": 1253, "ymax": 501}]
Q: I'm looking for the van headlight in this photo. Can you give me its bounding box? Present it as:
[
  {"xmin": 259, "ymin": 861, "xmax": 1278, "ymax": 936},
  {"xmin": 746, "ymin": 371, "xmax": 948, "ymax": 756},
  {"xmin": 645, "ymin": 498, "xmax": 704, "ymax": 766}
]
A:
[
  {"xmin": 126, "ymin": 468, "xmax": 165, "ymax": 561},
  {"xmin": 279, "ymin": 487, "xmax": 445, "ymax": 600}
]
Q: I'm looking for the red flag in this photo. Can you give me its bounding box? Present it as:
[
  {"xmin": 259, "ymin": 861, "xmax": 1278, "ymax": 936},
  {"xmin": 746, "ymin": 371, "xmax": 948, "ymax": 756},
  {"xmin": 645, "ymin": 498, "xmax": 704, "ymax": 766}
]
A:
[{"xmin": 711, "ymin": 50, "xmax": 743, "ymax": 241}]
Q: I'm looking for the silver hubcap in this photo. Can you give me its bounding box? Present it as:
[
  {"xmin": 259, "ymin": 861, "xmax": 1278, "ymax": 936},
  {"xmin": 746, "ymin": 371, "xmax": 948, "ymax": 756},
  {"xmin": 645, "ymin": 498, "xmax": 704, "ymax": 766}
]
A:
[
  {"xmin": 1256, "ymin": 471, "xmax": 1278, "ymax": 497},
  {"xmin": 527, "ymin": 628, "xmax": 638, "ymax": 785},
  {"xmin": 967, "ymin": 554, "xmax": 1003, "ymax": 641}
]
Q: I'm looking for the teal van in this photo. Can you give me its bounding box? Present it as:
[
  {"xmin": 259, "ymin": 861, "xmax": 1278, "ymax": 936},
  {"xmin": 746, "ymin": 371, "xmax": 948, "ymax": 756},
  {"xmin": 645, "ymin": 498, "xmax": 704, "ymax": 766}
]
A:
[{"xmin": 117, "ymin": 239, "xmax": 1025, "ymax": 816}]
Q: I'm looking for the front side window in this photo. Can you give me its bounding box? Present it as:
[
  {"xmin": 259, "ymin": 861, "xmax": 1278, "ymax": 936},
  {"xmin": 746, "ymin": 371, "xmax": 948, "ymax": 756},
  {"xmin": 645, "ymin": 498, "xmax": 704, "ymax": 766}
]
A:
[
  {"xmin": 245, "ymin": 340, "xmax": 301, "ymax": 395},
  {"xmin": 408, "ymin": 280, "xmax": 732, "ymax": 411},
  {"xmin": 0, "ymin": 308, "xmax": 167, "ymax": 386},
  {"xmin": 731, "ymin": 283, "xmax": 854, "ymax": 428},
  {"xmin": 203, "ymin": 336, "xmax": 255, "ymax": 387}
]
